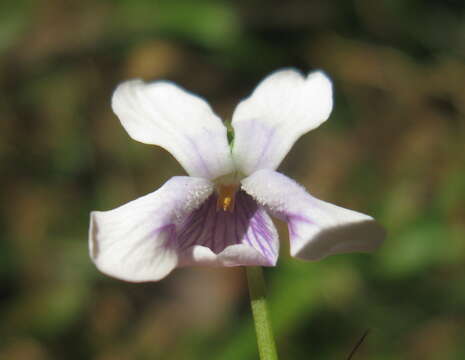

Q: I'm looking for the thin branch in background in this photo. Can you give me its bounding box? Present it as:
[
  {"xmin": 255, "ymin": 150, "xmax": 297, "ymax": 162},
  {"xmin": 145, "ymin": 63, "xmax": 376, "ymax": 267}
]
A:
[{"xmin": 346, "ymin": 329, "xmax": 370, "ymax": 360}]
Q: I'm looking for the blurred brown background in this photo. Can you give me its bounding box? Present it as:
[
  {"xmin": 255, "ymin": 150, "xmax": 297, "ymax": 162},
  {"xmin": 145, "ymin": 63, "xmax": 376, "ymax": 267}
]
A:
[{"xmin": 1, "ymin": 0, "xmax": 464, "ymax": 359}]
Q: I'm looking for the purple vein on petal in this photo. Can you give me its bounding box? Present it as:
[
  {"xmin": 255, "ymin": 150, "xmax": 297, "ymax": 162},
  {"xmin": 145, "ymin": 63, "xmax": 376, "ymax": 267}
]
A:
[
  {"xmin": 119, "ymin": 223, "xmax": 175, "ymax": 263},
  {"xmin": 238, "ymin": 194, "xmax": 275, "ymax": 257},
  {"xmin": 193, "ymin": 197, "xmax": 215, "ymax": 247},
  {"xmin": 234, "ymin": 196, "xmax": 247, "ymax": 248},
  {"xmin": 206, "ymin": 196, "xmax": 220, "ymax": 248},
  {"xmin": 175, "ymin": 191, "xmax": 276, "ymax": 261},
  {"xmin": 233, "ymin": 194, "xmax": 253, "ymax": 247},
  {"xmin": 178, "ymin": 207, "xmax": 206, "ymax": 239},
  {"xmin": 286, "ymin": 213, "xmax": 316, "ymax": 239},
  {"xmin": 184, "ymin": 133, "xmax": 212, "ymax": 179},
  {"xmin": 287, "ymin": 213, "xmax": 315, "ymax": 225},
  {"xmin": 208, "ymin": 200, "xmax": 219, "ymax": 250},
  {"xmin": 248, "ymin": 204, "xmax": 274, "ymax": 246},
  {"xmin": 192, "ymin": 195, "xmax": 217, "ymax": 248},
  {"xmin": 245, "ymin": 120, "xmax": 277, "ymax": 172},
  {"xmin": 178, "ymin": 197, "xmax": 211, "ymax": 248},
  {"xmin": 235, "ymin": 193, "xmax": 274, "ymax": 260},
  {"xmin": 234, "ymin": 195, "xmax": 260, "ymax": 250}
]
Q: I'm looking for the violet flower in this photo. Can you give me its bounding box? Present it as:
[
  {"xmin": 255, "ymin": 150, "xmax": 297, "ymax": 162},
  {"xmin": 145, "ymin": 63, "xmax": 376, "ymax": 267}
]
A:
[{"xmin": 89, "ymin": 69, "xmax": 385, "ymax": 282}]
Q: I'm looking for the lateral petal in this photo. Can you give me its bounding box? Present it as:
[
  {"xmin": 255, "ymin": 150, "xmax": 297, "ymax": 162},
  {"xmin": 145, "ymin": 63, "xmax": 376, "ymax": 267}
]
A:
[
  {"xmin": 232, "ymin": 69, "xmax": 333, "ymax": 175},
  {"xmin": 241, "ymin": 170, "xmax": 385, "ymax": 261},
  {"xmin": 112, "ymin": 80, "xmax": 234, "ymax": 179},
  {"xmin": 89, "ymin": 176, "xmax": 214, "ymax": 282}
]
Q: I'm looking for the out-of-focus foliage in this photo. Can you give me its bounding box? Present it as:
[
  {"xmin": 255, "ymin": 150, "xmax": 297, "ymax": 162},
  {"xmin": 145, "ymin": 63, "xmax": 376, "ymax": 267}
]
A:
[{"xmin": 1, "ymin": 0, "xmax": 464, "ymax": 359}]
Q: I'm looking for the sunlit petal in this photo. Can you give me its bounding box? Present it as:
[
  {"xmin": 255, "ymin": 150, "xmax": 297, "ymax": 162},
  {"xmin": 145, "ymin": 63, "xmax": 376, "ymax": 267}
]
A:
[
  {"xmin": 112, "ymin": 80, "xmax": 234, "ymax": 179},
  {"xmin": 241, "ymin": 169, "xmax": 385, "ymax": 261},
  {"xmin": 89, "ymin": 176, "xmax": 213, "ymax": 282},
  {"xmin": 232, "ymin": 69, "xmax": 333, "ymax": 175}
]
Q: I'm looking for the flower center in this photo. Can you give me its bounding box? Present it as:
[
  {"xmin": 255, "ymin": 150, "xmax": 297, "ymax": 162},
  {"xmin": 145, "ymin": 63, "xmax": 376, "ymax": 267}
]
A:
[{"xmin": 216, "ymin": 184, "xmax": 238, "ymax": 213}]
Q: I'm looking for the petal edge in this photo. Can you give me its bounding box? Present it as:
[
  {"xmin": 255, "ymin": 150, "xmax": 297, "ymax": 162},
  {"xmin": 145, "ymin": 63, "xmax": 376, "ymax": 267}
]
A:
[
  {"xmin": 89, "ymin": 176, "xmax": 214, "ymax": 282},
  {"xmin": 232, "ymin": 69, "xmax": 333, "ymax": 175},
  {"xmin": 241, "ymin": 170, "xmax": 385, "ymax": 261},
  {"xmin": 112, "ymin": 80, "xmax": 234, "ymax": 179}
]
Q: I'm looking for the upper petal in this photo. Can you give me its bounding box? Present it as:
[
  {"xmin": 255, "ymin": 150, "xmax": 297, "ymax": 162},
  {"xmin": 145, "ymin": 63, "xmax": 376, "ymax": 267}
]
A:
[
  {"xmin": 89, "ymin": 176, "xmax": 214, "ymax": 282},
  {"xmin": 112, "ymin": 80, "xmax": 234, "ymax": 179},
  {"xmin": 231, "ymin": 69, "xmax": 333, "ymax": 175},
  {"xmin": 241, "ymin": 170, "xmax": 385, "ymax": 261}
]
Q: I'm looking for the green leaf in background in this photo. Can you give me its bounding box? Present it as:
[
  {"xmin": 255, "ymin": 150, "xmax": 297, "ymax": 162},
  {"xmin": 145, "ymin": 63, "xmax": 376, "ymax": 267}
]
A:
[
  {"xmin": 0, "ymin": 0, "xmax": 33, "ymax": 53},
  {"xmin": 111, "ymin": 0, "xmax": 239, "ymax": 49},
  {"xmin": 379, "ymin": 220, "xmax": 462, "ymax": 278}
]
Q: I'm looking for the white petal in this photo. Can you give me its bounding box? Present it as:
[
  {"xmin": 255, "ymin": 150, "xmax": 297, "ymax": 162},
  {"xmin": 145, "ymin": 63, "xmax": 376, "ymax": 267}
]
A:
[
  {"xmin": 180, "ymin": 244, "xmax": 275, "ymax": 267},
  {"xmin": 112, "ymin": 80, "xmax": 234, "ymax": 179},
  {"xmin": 232, "ymin": 69, "xmax": 333, "ymax": 175},
  {"xmin": 241, "ymin": 170, "xmax": 385, "ymax": 261},
  {"xmin": 89, "ymin": 176, "xmax": 214, "ymax": 282}
]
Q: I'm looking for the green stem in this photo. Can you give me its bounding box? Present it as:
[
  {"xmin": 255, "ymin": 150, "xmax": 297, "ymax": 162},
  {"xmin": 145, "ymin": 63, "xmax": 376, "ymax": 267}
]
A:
[{"xmin": 246, "ymin": 266, "xmax": 279, "ymax": 360}]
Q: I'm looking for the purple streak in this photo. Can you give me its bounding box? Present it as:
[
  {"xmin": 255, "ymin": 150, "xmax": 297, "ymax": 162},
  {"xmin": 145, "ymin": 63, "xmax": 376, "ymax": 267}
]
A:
[{"xmin": 175, "ymin": 190, "xmax": 277, "ymax": 264}]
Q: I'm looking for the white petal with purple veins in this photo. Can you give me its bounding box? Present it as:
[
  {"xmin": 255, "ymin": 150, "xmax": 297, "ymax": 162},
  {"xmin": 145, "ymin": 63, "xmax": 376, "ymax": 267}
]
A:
[
  {"xmin": 89, "ymin": 176, "xmax": 214, "ymax": 282},
  {"xmin": 232, "ymin": 69, "xmax": 333, "ymax": 175},
  {"xmin": 241, "ymin": 170, "xmax": 385, "ymax": 261},
  {"xmin": 112, "ymin": 80, "xmax": 234, "ymax": 179},
  {"xmin": 176, "ymin": 192, "xmax": 279, "ymax": 267}
]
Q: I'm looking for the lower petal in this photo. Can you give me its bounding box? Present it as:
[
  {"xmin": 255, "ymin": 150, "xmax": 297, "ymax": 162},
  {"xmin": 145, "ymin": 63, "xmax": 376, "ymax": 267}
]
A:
[
  {"xmin": 241, "ymin": 170, "xmax": 385, "ymax": 261},
  {"xmin": 89, "ymin": 176, "xmax": 213, "ymax": 282},
  {"xmin": 176, "ymin": 191, "xmax": 279, "ymax": 267}
]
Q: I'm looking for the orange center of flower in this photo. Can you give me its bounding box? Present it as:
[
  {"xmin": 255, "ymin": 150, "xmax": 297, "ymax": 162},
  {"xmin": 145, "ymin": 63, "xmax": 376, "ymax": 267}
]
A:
[{"xmin": 216, "ymin": 184, "xmax": 238, "ymax": 213}]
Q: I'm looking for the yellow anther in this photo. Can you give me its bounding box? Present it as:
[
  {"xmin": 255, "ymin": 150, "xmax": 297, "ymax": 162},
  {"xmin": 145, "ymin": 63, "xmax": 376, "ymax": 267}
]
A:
[
  {"xmin": 222, "ymin": 197, "xmax": 232, "ymax": 212},
  {"xmin": 216, "ymin": 184, "xmax": 238, "ymax": 213}
]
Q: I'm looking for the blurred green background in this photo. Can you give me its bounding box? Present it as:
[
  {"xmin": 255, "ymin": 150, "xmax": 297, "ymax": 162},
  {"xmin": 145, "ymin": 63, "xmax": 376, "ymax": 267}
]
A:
[{"xmin": 1, "ymin": 0, "xmax": 465, "ymax": 359}]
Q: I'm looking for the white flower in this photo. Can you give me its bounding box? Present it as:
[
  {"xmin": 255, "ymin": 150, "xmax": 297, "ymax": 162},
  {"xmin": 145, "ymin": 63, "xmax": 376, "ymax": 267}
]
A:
[{"xmin": 89, "ymin": 69, "xmax": 385, "ymax": 282}]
